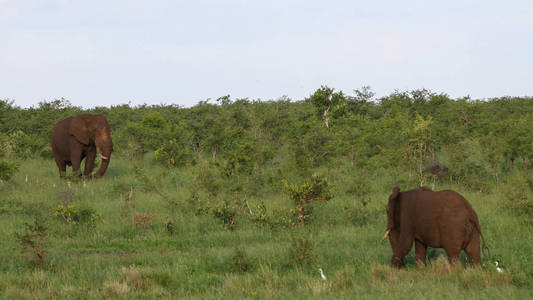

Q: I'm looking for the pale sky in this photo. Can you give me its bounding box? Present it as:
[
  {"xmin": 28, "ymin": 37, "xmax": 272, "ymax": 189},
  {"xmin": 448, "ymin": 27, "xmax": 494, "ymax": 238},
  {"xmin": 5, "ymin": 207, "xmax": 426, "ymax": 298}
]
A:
[{"xmin": 1, "ymin": 0, "xmax": 532, "ymax": 107}]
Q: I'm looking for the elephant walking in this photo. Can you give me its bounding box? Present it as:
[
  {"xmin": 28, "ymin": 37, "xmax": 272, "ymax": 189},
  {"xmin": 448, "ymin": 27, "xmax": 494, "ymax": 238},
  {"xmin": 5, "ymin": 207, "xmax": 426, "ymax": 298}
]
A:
[
  {"xmin": 51, "ymin": 114, "xmax": 113, "ymax": 179},
  {"xmin": 381, "ymin": 187, "xmax": 489, "ymax": 267}
]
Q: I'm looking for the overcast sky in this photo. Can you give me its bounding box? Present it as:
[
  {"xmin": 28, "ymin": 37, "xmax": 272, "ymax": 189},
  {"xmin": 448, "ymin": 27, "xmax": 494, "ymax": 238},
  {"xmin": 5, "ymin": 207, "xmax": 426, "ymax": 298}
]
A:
[{"xmin": 1, "ymin": 0, "xmax": 532, "ymax": 108}]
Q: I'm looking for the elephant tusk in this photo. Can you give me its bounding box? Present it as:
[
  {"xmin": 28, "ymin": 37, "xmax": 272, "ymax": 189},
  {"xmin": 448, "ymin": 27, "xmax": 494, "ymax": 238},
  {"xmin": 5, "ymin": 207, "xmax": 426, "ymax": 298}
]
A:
[
  {"xmin": 380, "ymin": 229, "xmax": 391, "ymax": 242},
  {"xmin": 98, "ymin": 153, "xmax": 108, "ymax": 160}
]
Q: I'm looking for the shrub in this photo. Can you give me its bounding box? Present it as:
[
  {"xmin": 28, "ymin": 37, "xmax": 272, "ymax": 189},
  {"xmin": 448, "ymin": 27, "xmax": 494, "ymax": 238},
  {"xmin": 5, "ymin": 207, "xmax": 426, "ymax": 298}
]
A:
[
  {"xmin": 283, "ymin": 174, "xmax": 332, "ymax": 225},
  {"xmin": 0, "ymin": 133, "xmax": 9, "ymax": 156},
  {"xmin": 133, "ymin": 213, "xmax": 154, "ymax": 228},
  {"xmin": 122, "ymin": 112, "xmax": 174, "ymax": 154},
  {"xmin": 8, "ymin": 130, "xmax": 45, "ymax": 159},
  {"xmin": 54, "ymin": 205, "xmax": 102, "ymax": 227},
  {"xmin": 193, "ymin": 160, "xmax": 223, "ymax": 196},
  {"xmin": 0, "ymin": 160, "xmax": 18, "ymax": 181},
  {"xmin": 133, "ymin": 165, "xmax": 159, "ymax": 193},
  {"xmin": 194, "ymin": 197, "xmax": 211, "ymax": 216},
  {"xmin": 15, "ymin": 211, "xmax": 49, "ymax": 266},
  {"xmin": 344, "ymin": 198, "xmax": 370, "ymax": 226},
  {"xmin": 442, "ymin": 139, "xmax": 492, "ymax": 191},
  {"xmin": 229, "ymin": 247, "xmax": 253, "ymax": 272},
  {"xmin": 502, "ymin": 171, "xmax": 533, "ymax": 215},
  {"xmin": 212, "ymin": 199, "xmax": 237, "ymax": 230},
  {"xmin": 54, "ymin": 205, "xmax": 79, "ymax": 224},
  {"xmin": 164, "ymin": 218, "xmax": 174, "ymax": 234},
  {"xmin": 155, "ymin": 139, "xmax": 193, "ymax": 168},
  {"xmin": 250, "ymin": 201, "xmax": 270, "ymax": 228},
  {"xmin": 288, "ymin": 233, "xmax": 314, "ymax": 267}
]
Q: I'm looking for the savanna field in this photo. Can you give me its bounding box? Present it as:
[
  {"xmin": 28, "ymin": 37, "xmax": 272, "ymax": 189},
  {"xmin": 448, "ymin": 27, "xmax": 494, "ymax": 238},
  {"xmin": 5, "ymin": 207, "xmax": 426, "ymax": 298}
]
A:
[{"xmin": 0, "ymin": 88, "xmax": 532, "ymax": 298}]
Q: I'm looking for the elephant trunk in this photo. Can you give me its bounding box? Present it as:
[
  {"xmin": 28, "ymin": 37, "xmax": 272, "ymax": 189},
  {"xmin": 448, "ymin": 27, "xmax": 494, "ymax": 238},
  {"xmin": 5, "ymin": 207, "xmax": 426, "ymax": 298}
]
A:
[
  {"xmin": 94, "ymin": 153, "xmax": 111, "ymax": 178},
  {"xmin": 94, "ymin": 130, "xmax": 113, "ymax": 178}
]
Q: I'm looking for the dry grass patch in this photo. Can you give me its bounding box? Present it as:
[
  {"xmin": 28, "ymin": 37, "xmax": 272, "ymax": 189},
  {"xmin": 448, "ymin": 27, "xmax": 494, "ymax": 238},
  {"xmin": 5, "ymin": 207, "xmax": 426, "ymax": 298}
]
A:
[
  {"xmin": 122, "ymin": 265, "xmax": 148, "ymax": 290},
  {"xmin": 222, "ymin": 267, "xmax": 286, "ymax": 298},
  {"xmin": 371, "ymin": 264, "xmax": 407, "ymax": 284},
  {"xmin": 426, "ymin": 256, "xmax": 456, "ymax": 276},
  {"xmin": 31, "ymin": 269, "xmax": 47, "ymax": 285},
  {"xmin": 102, "ymin": 265, "xmax": 149, "ymax": 298},
  {"xmin": 103, "ymin": 280, "xmax": 130, "ymax": 298},
  {"xmin": 370, "ymin": 257, "xmax": 514, "ymax": 293},
  {"xmin": 459, "ymin": 267, "xmax": 512, "ymax": 289},
  {"xmin": 331, "ymin": 265, "xmax": 357, "ymax": 291},
  {"xmin": 133, "ymin": 213, "xmax": 154, "ymax": 228},
  {"xmin": 307, "ymin": 279, "xmax": 331, "ymax": 295},
  {"xmin": 222, "ymin": 274, "xmax": 261, "ymax": 298},
  {"xmin": 61, "ymin": 284, "xmax": 80, "ymax": 296}
]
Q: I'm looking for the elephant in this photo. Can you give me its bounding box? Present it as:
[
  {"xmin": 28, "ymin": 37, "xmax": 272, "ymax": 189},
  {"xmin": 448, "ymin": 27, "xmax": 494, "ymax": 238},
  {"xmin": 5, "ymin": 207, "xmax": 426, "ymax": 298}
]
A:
[
  {"xmin": 381, "ymin": 187, "xmax": 489, "ymax": 268},
  {"xmin": 51, "ymin": 114, "xmax": 113, "ymax": 179}
]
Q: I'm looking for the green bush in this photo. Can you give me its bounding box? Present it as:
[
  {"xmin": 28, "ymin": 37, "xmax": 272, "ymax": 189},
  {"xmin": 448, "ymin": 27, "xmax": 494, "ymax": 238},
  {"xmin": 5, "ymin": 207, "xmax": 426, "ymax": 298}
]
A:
[
  {"xmin": 344, "ymin": 198, "xmax": 370, "ymax": 227},
  {"xmin": 0, "ymin": 160, "xmax": 18, "ymax": 181},
  {"xmin": 14, "ymin": 211, "xmax": 49, "ymax": 266},
  {"xmin": 8, "ymin": 131, "xmax": 45, "ymax": 159},
  {"xmin": 54, "ymin": 205, "xmax": 102, "ymax": 227},
  {"xmin": 250, "ymin": 201, "xmax": 270, "ymax": 228},
  {"xmin": 502, "ymin": 171, "xmax": 533, "ymax": 215},
  {"xmin": 229, "ymin": 247, "xmax": 253, "ymax": 273},
  {"xmin": 155, "ymin": 138, "xmax": 192, "ymax": 167},
  {"xmin": 288, "ymin": 233, "xmax": 314, "ymax": 267},
  {"xmin": 211, "ymin": 199, "xmax": 237, "ymax": 230},
  {"xmin": 283, "ymin": 174, "xmax": 332, "ymax": 225}
]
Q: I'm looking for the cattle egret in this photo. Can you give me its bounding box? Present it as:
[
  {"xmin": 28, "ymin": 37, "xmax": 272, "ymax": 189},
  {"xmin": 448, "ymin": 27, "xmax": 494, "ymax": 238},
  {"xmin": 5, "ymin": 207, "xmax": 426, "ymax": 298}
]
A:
[
  {"xmin": 318, "ymin": 268, "xmax": 326, "ymax": 280},
  {"xmin": 495, "ymin": 261, "xmax": 503, "ymax": 273}
]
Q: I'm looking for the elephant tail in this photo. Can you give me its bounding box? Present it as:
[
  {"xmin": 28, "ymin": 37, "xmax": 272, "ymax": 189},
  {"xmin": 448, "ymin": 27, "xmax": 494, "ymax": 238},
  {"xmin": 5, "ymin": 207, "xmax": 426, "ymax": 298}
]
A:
[{"xmin": 471, "ymin": 213, "xmax": 490, "ymax": 258}]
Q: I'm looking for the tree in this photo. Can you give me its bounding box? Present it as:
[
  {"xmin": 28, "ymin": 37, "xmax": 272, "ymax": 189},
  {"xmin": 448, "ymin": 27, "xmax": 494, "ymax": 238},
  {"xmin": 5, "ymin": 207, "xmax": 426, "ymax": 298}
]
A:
[
  {"xmin": 305, "ymin": 86, "xmax": 346, "ymax": 127},
  {"xmin": 346, "ymin": 86, "xmax": 375, "ymax": 115}
]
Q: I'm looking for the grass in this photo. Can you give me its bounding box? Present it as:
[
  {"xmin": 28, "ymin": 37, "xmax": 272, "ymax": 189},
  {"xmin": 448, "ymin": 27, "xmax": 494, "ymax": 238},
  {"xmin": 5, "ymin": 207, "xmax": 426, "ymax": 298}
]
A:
[{"xmin": 0, "ymin": 155, "xmax": 532, "ymax": 299}]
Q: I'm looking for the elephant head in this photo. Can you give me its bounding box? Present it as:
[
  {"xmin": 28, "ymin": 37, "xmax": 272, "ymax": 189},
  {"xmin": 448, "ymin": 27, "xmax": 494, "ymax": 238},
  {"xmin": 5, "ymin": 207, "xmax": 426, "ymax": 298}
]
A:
[
  {"xmin": 382, "ymin": 187, "xmax": 402, "ymax": 265},
  {"xmin": 69, "ymin": 114, "xmax": 113, "ymax": 177},
  {"xmin": 386, "ymin": 187, "xmax": 401, "ymax": 230}
]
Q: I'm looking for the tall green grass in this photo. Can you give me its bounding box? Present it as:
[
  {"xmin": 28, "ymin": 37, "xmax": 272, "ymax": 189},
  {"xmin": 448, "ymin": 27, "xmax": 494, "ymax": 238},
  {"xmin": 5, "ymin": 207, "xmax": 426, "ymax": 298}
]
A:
[{"xmin": 0, "ymin": 155, "xmax": 531, "ymax": 299}]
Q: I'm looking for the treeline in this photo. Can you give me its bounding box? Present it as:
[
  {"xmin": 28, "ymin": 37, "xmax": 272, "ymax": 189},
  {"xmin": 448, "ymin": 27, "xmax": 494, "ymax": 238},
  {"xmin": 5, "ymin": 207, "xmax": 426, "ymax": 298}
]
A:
[{"xmin": 1, "ymin": 87, "xmax": 532, "ymax": 194}]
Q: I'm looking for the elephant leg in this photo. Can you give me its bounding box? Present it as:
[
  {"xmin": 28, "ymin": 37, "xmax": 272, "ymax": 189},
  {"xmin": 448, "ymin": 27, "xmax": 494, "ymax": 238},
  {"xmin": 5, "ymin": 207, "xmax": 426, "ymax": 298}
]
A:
[
  {"xmin": 464, "ymin": 233, "xmax": 481, "ymax": 266},
  {"xmin": 84, "ymin": 149, "xmax": 96, "ymax": 179},
  {"xmin": 54, "ymin": 156, "xmax": 66, "ymax": 179},
  {"xmin": 443, "ymin": 222, "xmax": 468, "ymax": 266},
  {"xmin": 444, "ymin": 247, "xmax": 461, "ymax": 265},
  {"xmin": 415, "ymin": 240, "xmax": 427, "ymax": 266},
  {"xmin": 392, "ymin": 232, "xmax": 414, "ymax": 268},
  {"xmin": 70, "ymin": 153, "xmax": 82, "ymax": 178}
]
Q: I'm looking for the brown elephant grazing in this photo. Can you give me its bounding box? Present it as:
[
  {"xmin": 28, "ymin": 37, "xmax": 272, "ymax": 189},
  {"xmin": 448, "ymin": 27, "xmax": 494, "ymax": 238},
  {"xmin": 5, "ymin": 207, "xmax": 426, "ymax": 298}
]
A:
[
  {"xmin": 381, "ymin": 187, "xmax": 489, "ymax": 268},
  {"xmin": 51, "ymin": 114, "xmax": 113, "ymax": 179}
]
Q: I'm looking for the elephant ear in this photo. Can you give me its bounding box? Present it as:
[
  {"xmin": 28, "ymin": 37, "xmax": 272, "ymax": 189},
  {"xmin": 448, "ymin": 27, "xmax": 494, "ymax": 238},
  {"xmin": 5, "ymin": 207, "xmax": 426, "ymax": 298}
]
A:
[
  {"xmin": 389, "ymin": 187, "xmax": 400, "ymax": 201},
  {"xmin": 386, "ymin": 187, "xmax": 401, "ymax": 231},
  {"xmin": 69, "ymin": 116, "xmax": 90, "ymax": 145}
]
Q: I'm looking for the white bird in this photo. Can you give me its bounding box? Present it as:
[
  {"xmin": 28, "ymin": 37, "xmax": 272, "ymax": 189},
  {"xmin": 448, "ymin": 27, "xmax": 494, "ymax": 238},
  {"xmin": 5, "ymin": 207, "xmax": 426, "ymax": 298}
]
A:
[
  {"xmin": 318, "ymin": 268, "xmax": 327, "ymax": 280},
  {"xmin": 495, "ymin": 261, "xmax": 503, "ymax": 273}
]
